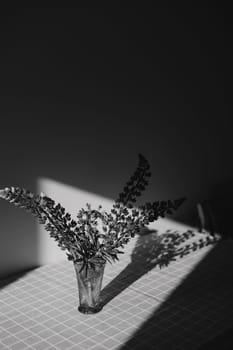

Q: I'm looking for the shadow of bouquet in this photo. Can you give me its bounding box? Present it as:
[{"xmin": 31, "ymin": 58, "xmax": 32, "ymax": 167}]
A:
[{"xmin": 100, "ymin": 228, "xmax": 221, "ymax": 306}]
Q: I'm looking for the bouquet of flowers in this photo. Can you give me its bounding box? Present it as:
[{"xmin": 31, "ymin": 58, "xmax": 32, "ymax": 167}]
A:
[{"xmin": 0, "ymin": 154, "xmax": 185, "ymax": 269}]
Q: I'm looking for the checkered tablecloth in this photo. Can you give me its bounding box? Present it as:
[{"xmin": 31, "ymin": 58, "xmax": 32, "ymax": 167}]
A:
[{"xmin": 1, "ymin": 230, "xmax": 233, "ymax": 350}]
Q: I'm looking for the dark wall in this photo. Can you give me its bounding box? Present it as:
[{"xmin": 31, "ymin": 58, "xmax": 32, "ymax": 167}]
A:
[{"xmin": 0, "ymin": 5, "xmax": 232, "ymax": 276}]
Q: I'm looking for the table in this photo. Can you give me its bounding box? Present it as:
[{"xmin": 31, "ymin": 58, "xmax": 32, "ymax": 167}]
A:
[{"xmin": 1, "ymin": 227, "xmax": 233, "ymax": 350}]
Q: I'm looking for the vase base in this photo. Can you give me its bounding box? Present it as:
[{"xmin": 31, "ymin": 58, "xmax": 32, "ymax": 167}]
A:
[{"xmin": 78, "ymin": 305, "xmax": 103, "ymax": 314}]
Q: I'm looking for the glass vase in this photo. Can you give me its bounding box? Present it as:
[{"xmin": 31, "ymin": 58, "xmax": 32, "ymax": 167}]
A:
[{"xmin": 74, "ymin": 259, "xmax": 106, "ymax": 314}]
